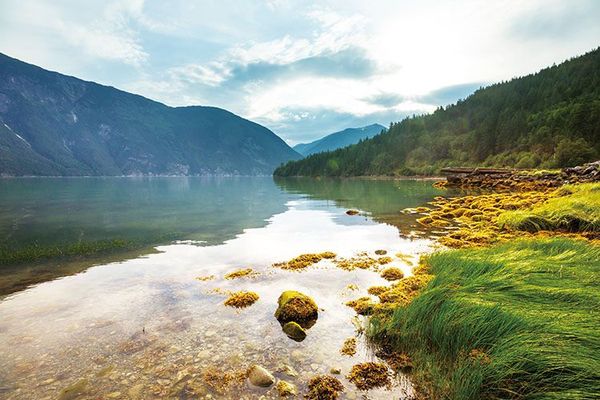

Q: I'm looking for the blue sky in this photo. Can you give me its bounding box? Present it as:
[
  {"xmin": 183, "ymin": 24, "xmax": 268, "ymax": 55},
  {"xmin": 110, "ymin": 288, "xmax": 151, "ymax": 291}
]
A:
[{"xmin": 1, "ymin": 0, "xmax": 599, "ymax": 145}]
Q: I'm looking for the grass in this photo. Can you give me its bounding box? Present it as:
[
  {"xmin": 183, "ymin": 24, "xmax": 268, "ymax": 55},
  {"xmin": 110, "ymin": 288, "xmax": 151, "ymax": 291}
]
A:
[
  {"xmin": 369, "ymin": 237, "xmax": 600, "ymax": 399},
  {"xmin": 498, "ymin": 183, "xmax": 600, "ymax": 233},
  {"xmin": 0, "ymin": 239, "xmax": 136, "ymax": 265}
]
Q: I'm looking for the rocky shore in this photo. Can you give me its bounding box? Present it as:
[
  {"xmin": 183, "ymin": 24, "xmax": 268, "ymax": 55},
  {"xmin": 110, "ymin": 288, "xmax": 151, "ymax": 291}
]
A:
[{"xmin": 440, "ymin": 160, "xmax": 600, "ymax": 190}]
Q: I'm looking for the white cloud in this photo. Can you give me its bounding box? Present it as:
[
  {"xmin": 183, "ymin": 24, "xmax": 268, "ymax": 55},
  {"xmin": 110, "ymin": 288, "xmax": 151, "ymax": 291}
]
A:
[{"xmin": 1, "ymin": 0, "xmax": 599, "ymax": 142}]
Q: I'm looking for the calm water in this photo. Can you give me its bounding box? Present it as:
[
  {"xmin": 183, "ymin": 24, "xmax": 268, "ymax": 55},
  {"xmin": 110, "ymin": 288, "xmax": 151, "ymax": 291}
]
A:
[{"xmin": 0, "ymin": 177, "xmax": 444, "ymax": 399}]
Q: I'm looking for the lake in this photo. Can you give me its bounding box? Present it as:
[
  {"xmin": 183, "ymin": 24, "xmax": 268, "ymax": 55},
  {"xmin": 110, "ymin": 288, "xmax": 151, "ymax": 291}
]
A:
[{"xmin": 0, "ymin": 177, "xmax": 445, "ymax": 399}]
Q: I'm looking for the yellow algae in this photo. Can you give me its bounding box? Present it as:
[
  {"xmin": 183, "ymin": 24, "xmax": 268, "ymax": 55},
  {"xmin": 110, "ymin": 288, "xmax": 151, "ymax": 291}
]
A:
[
  {"xmin": 273, "ymin": 252, "xmax": 336, "ymax": 270},
  {"xmin": 224, "ymin": 291, "xmax": 259, "ymax": 308},
  {"xmin": 305, "ymin": 375, "xmax": 344, "ymax": 400},
  {"xmin": 380, "ymin": 267, "xmax": 404, "ymax": 281},
  {"xmin": 340, "ymin": 337, "xmax": 357, "ymax": 356},
  {"xmin": 346, "ymin": 297, "xmax": 376, "ymax": 316},
  {"xmin": 334, "ymin": 255, "xmax": 378, "ymax": 271},
  {"xmin": 224, "ymin": 268, "xmax": 258, "ymax": 280},
  {"xmin": 367, "ymin": 286, "xmax": 388, "ymax": 296},
  {"xmin": 377, "ymin": 256, "xmax": 393, "ymax": 265},
  {"xmin": 196, "ymin": 275, "xmax": 215, "ymax": 282},
  {"xmin": 346, "ymin": 362, "xmax": 391, "ymax": 390}
]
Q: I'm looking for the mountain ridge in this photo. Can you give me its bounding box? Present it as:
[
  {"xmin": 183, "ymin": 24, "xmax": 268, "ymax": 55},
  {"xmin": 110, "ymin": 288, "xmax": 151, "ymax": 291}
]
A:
[
  {"xmin": 0, "ymin": 53, "xmax": 301, "ymax": 176},
  {"xmin": 293, "ymin": 123, "xmax": 386, "ymax": 157},
  {"xmin": 275, "ymin": 47, "xmax": 600, "ymax": 177}
]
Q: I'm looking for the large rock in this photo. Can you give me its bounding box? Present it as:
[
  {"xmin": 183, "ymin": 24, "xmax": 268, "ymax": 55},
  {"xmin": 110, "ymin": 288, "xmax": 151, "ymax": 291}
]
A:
[
  {"xmin": 282, "ymin": 321, "xmax": 307, "ymax": 342},
  {"xmin": 248, "ymin": 365, "xmax": 275, "ymax": 387},
  {"xmin": 274, "ymin": 290, "xmax": 318, "ymax": 325}
]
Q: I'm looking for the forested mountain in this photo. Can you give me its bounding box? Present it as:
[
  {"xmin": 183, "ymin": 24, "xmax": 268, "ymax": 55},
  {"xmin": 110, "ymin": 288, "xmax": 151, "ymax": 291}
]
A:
[
  {"xmin": 293, "ymin": 124, "xmax": 385, "ymax": 156},
  {"xmin": 275, "ymin": 47, "xmax": 600, "ymax": 177},
  {"xmin": 0, "ymin": 53, "xmax": 300, "ymax": 176}
]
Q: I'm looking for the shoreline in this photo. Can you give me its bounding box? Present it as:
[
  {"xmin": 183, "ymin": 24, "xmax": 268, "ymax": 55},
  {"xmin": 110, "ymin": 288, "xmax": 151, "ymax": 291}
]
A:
[{"xmin": 362, "ymin": 164, "xmax": 600, "ymax": 399}]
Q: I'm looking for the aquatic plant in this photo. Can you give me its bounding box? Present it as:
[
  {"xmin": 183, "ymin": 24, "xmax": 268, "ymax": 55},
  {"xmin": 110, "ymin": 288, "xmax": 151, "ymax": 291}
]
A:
[
  {"xmin": 369, "ymin": 238, "xmax": 600, "ymax": 399},
  {"xmin": 224, "ymin": 268, "xmax": 258, "ymax": 279},
  {"xmin": 224, "ymin": 291, "xmax": 259, "ymax": 308},
  {"xmin": 345, "ymin": 297, "xmax": 375, "ymax": 316},
  {"xmin": 346, "ymin": 362, "xmax": 391, "ymax": 390},
  {"xmin": 499, "ymin": 183, "xmax": 600, "ymax": 233},
  {"xmin": 305, "ymin": 375, "xmax": 344, "ymax": 400},
  {"xmin": 196, "ymin": 275, "xmax": 215, "ymax": 281},
  {"xmin": 380, "ymin": 267, "xmax": 404, "ymax": 280},
  {"xmin": 0, "ymin": 239, "xmax": 135, "ymax": 265},
  {"xmin": 377, "ymin": 256, "xmax": 392, "ymax": 265},
  {"xmin": 340, "ymin": 337, "xmax": 357, "ymax": 356},
  {"xmin": 273, "ymin": 252, "xmax": 336, "ymax": 270},
  {"xmin": 334, "ymin": 254, "xmax": 378, "ymax": 271}
]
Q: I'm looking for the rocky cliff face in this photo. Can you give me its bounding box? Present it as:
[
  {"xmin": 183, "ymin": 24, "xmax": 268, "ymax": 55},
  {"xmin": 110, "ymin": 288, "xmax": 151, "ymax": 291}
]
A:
[{"xmin": 0, "ymin": 53, "xmax": 301, "ymax": 176}]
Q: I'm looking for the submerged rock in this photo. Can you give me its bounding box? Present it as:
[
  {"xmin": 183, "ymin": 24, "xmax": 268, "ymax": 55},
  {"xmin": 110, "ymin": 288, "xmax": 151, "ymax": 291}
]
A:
[
  {"xmin": 276, "ymin": 380, "xmax": 298, "ymax": 396},
  {"xmin": 346, "ymin": 209, "xmax": 360, "ymax": 215},
  {"xmin": 58, "ymin": 379, "xmax": 88, "ymax": 400},
  {"xmin": 248, "ymin": 365, "xmax": 275, "ymax": 387},
  {"xmin": 274, "ymin": 291, "xmax": 318, "ymax": 325},
  {"xmin": 282, "ymin": 321, "xmax": 307, "ymax": 342}
]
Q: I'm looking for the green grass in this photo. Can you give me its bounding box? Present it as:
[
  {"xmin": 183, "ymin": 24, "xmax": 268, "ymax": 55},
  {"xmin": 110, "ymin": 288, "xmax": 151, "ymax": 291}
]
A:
[
  {"xmin": 0, "ymin": 239, "xmax": 136, "ymax": 265},
  {"xmin": 498, "ymin": 183, "xmax": 600, "ymax": 233},
  {"xmin": 369, "ymin": 238, "xmax": 600, "ymax": 399}
]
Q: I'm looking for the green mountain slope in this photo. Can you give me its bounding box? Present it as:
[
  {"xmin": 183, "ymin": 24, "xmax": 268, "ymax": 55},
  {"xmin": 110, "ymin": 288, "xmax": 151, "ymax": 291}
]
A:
[
  {"xmin": 293, "ymin": 123, "xmax": 386, "ymax": 156},
  {"xmin": 275, "ymin": 48, "xmax": 600, "ymax": 177},
  {"xmin": 0, "ymin": 53, "xmax": 300, "ymax": 176}
]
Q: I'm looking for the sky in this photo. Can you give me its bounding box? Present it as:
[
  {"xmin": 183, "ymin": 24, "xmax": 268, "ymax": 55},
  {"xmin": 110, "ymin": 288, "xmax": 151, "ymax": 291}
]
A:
[{"xmin": 1, "ymin": 0, "xmax": 599, "ymax": 145}]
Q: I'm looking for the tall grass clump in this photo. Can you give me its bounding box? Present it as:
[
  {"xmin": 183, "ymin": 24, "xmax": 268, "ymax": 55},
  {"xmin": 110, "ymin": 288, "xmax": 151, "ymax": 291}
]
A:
[
  {"xmin": 498, "ymin": 183, "xmax": 600, "ymax": 233},
  {"xmin": 369, "ymin": 238, "xmax": 600, "ymax": 399}
]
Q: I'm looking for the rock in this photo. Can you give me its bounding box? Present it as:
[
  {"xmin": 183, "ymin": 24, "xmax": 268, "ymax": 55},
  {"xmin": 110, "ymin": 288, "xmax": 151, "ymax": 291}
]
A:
[
  {"xmin": 58, "ymin": 379, "xmax": 88, "ymax": 400},
  {"xmin": 248, "ymin": 365, "xmax": 275, "ymax": 387},
  {"xmin": 279, "ymin": 364, "xmax": 298, "ymax": 377},
  {"xmin": 346, "ymin": 209, "xmax": 360, "ymax": 215},
  {"xmin": 330, "ymin": 367, "xmax": 341, "ymax": 374},
  {"xmin": 282, "ymin": 321, "xmax": 307, "ymax": 341},
  {"xmin": 274, "ymin": 291, "xmax": 318, "ymax": 325},
  {"xmin": 276, "ymin": 380, "xmax": 298, "ymax": 397},
  {"xmin": 128, "ymin": 384, "xmax": 144, "ymax": 400},
  {"xmin": 107, "ymin": 392, "xmax": 121, "ymax": 399}
]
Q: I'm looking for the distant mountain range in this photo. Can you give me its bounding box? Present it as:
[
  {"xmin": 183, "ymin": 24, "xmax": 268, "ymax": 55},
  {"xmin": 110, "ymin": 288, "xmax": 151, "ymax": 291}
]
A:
[
  {"xmin": 276, "ymin": 48, "xmax": 600, "ymax": 177},
  {"xmin": 0, "ymin": 53, "xmax": 300, "ymax": 176},
  {"xmin": 293, "ymin": 124, "xmax": 386, "ymax": 156}
]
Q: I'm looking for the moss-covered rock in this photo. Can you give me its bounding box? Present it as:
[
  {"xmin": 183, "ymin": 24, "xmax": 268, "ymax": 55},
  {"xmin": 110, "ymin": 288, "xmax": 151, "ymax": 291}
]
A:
[
  {"xmin": 282, "ymin": 321, "xmax": 307, "ymax": 342},
  {"xmin": 274, "ymin": 290, "xmax": 318, "ymax": 325}
]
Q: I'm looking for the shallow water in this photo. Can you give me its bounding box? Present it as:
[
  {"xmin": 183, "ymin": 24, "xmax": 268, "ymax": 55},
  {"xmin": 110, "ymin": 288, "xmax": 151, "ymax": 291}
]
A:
[{"xmin": 0, "ymin": 177, "xmax": 443, "ymax": 399}]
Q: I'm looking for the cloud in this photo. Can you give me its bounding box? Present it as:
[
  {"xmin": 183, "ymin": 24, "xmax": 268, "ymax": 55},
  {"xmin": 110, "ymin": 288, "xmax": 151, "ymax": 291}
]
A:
[
  {"xmin": 419, "ymin": 82, "xmax": 486, "ymax": 105},
  {"xmin": 510, "ymin": 0, "xmax": 600, "ymax": 40}
]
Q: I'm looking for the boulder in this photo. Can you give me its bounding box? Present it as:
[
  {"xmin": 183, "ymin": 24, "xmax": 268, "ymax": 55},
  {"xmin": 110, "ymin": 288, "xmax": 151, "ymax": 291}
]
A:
[
  {"xmin": 248, "ymin": 364, "xmax": 275, "ymax": 387},
  {"xmin": 274, "ymin": 290, "xmax": 318, "ymax": 325}
]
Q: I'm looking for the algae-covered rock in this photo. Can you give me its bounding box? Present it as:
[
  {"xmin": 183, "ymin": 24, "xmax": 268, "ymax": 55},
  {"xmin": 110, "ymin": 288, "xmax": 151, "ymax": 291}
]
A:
[
  {"xmin": 276, "ymin": 380, "xmax": 298, "ymax": 396},
  {"xmin": 248, "ymin": 364, "xmax": 275, "ymax": 387},
  {"xmin": 275, "ymin": 290, "xmax": 318, "ymax": 324},
  {"xmin": 282, "ymin": 321, "xmax": 307, "ymax": 342},
  {"xmin": 58, "ymin": 379, "xmax": 88, "ymax": 400}
]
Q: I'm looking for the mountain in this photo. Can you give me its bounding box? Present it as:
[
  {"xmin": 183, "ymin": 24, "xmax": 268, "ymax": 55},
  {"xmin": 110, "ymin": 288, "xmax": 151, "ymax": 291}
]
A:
[
  {"xmin": 0, "ymin": 53, "xmax": 301, "ymax": 176},
  {"xmin": 275, "ymin": 48, "xmax": 600, "ymax": 177},
  {"xmin": 293, "ymin": 124, "xmax": 386, "ymax": 156}
]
